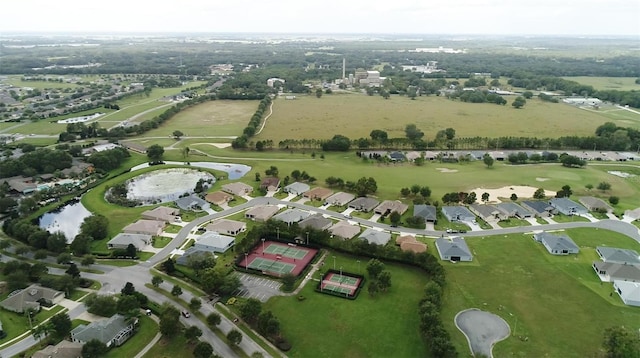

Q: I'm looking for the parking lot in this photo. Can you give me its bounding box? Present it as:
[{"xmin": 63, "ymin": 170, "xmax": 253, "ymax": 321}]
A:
[{"xmin": 233, "ymin": 272, "xmax": 283, "ymax": 302}]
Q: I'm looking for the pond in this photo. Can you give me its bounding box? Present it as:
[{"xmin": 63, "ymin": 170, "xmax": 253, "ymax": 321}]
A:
[
  {"xmin": 130, "ymin": 161, "xmax": 251, "ymax": 180},
  {"xmin": 39, "ymin": 200, "xmax": 92, "ymax": 242},
  {"xmin": 122, "ymin": 168, "xmax": 216, "ymax": 205}
]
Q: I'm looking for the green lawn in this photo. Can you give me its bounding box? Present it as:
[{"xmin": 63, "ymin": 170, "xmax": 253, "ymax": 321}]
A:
[
  {"xmin": 563, "ymin": 76, "xmax": 640, "ymax": 91},
  {"xmin": 153, "ymin": 236, "xmax": 173, "ymax": 248},
  {"xmin": 0, "ymin": 306, "xmax": 64, "ymax": 345},
  {"xmin": 441, "ymin": 229, "xmax": 640, "ymax": 357},
  {"xmin": 551, "ymin": 214, "xmax": 590, "ymax": 223},
  {"xmin": 497, "ymin": 218, "xmax": 531, "ymax": 228},
  {"xmin": 143, "ymin": 335, "xmax": 193, "ymax": 358},
  {"xmin": 104, "ymin": 315, "xmax": 158, "ymax": 358},
  {"xmin": 265, "ymin": 251, "xmax": 429, "ymax": 358},
  {"xmin": 163, "ymin": 224, "xmax": 182, "ymax": 234}
]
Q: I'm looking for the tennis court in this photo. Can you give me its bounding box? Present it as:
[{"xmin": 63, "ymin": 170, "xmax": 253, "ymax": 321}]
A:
[
  {"xmin": 263, "ymin": 243, "xmax": 310, "ymax": 260},
  {"xmin": 327, "ymin": 274, "xmax": 359, "ymax": 286},
  {"xmin": 246, "ymin": 256, "xmax": 296, "ymax": 275},
  {"xmin": 319, "ymin": 272, "xmax": 362, "ymax": 296}
]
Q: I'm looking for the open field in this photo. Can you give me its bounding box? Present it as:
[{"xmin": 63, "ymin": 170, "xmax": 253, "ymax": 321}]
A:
[
  {"xmin": 441, "ymin": 229, "xmax": 640, "ymax": 357},
  {"xmin": 564, "ymin": 76, "xmax": 640, "ymax": 91},
  {"xmin": 266, "ymin": 250, "xmax": 429, "ymax": 358},
  {"xmin": 253, "ymin": 94, "xmax": 635, "ymax": 142},
  {"xmin": 140, "ymin": 100, "xmax": 256, "ymax": 138}
]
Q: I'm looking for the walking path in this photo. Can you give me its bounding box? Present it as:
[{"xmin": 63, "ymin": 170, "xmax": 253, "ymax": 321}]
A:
[{"xmin": 134, "ymin": 314, "xmax": 161, "ymax": 358}]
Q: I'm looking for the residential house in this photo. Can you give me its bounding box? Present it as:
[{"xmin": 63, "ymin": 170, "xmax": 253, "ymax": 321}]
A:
[
  {"xmin": 435, "ymin": 237, "xmax": 473, "ymax": 262},
  {"xmin": 613, "ymin": 280, "xmax": 640, "ymax": 307},
  {"xmin": 579, "ymin": 196, "xmax": 613, "ymax": 213},
  {"xmin": 549, "ymin": 197, "xmax": 588, "ymax": 216},
  {"xmin": 71, "ymin": 314, "xmax": 138, "ymax": 348},
  {"xmin": 348, "ymin": 197, "xmax": 380, "ymax": 212},
  {"xmin": 283, "ymin": 182, "xmax": 310, "ymax": 196},
  {"xmin": 533, "ymin": 232, "xmax": 580, "ymax": 255},
  {"xmin": 374, "ymin": 200, "xmax": 409, "ymax": 216},
  {"xmin": 0, "ymin": 284, "xmax": 64, "ymax": 313},
  {"xmin": 521, "ymin": 200, "xmax": 555, "ymax": 217},
  {"xmin": 328, "ymin": 221, "xmax": 360, "ymax": 240},
  {"xmin": 423, "ymin": 151, "xmax": 439, "ymax": 161},
  {"xmin": 469, "ymin": 204, "xmax": 506, "ymax": 223},
  {"xmin": 273, "ymin": 208, "xmax": 310, "ymax": 225},
  {"xmin": 324, "ymin": 192, "xmax": 355, "ymax": 207},
  {"xmin": 441, "ymin": 206, "xmax": 475, "ymax": 222},
  {"xmin": 298, "ymin": 214, "xmax": 333, "ymax": 231},
  {"xmin": 405, "ymin": 151, "xmax": 423, "ymax": 162},
  {"xmin": 206, "ymin": 219, "xmax": 246, "ymax": 236},
  {"xmin": 192, "ymin": 232, "xmax": 235, "ymax": 253},
  {"xmin": 303, "ymin": 187, "xmax": 334, "ymax": 201},
  {"xmin": 4, "ymin": 176, "xmax": 37, "ymax": 194},
  {"xmin": 123, "ymin": 220, "xmax": 165, "ymax": 236},
  {"xmin": 596, "ymin": 246, "xmax": 640, "ymax": 265},
  {"xmin": 260, "ymin": 177, "xmax": 280, "ymax": 192},
  {"xmin": 592, "ymin": 261, "xmax": 640, "ymax": 282},
  {"xmin": 245, "ymin": 205, "xmax": 280, "ymax": 222},
  {"xmin": 624, "ymin": 208, "xmax": 640, "ymax": 221},
  {"xmin": 414, "ymin": 204, "xmax": 437, "ymax": 223},
  {"xmin": 107, "ymin": 233, "xmax": 152, "ymax": 250},
  {"xmin": 141, "ymin": 206, "xmax": 180, "ymax": 223},
  {"xmin": 388, "ymin": 151, "xmax": 406, "ymax": 161},
  {"xmin": 121, "ymin": 142, "xmax": 147, "ymax": 154},
  {"xmin": 359, "ymin": 228, "xmax": 391, "ymax": 246},
  {"xmin": 221, "ymin": 182, "xmax": 253, "ymax": 196},
  {"xmin": 496, "ymin": 202, "xmax": 532, "ymax": 218},
  {"xmin": 175, "ymin": 195, "xmax": 209, "ymax": 211},
  {"xmin": 489, "ymin": 151, "xmax": 506, "ymax": 161},
  {"xmin": 205, "ymin": 191, "xmax": 233, "ymax": 206},
  {"xmin": 32, "ymin": 340, "xmax": 83, "ymax": 358}
]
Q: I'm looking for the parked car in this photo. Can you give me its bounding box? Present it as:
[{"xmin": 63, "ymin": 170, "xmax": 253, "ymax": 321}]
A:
[{"xmin": 182, "ymin": 311, "xmax": 190, "ymax": 318}]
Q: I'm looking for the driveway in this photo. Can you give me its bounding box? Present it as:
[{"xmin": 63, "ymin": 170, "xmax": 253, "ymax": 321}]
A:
[
  {"xmin": 463, "ymin": 220, "xmax": 485, "ymax": 231},
  {"xmin": 525, "ymin": 217, "xmax": 539, "ymax": 226},
  {"xmin": 233, "ymin": 273, "xmax": 283, "ymax": 302}
]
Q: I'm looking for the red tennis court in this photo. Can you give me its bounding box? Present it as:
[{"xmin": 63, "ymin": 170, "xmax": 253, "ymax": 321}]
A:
[{"xmin": 238, "ymin": 240, "xmax": 318, "ymax": 277}]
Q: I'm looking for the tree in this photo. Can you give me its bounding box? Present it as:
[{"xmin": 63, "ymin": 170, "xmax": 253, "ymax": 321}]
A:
[
  {"xmin": 82, "ymin": 339, "xmax": 108, "ymax": 358},
  {"xmin": 602, "ymin": 326, "xmax": 640, "ymax": 358},
  {"xmin": 560, "ymin": 154, "xmax": 586, "ymax": 168},
  {"xmin": 207, "ymin": 312, "xmax": 221, "ymax": 327},
  {"xmin": 173, "ymin": 130, "xmax": 184, "ymax": 139},
  {"xmin": 483, "ymin": 153, "xmax": 494, "ymax": 168},
  {"xmin": 281, "ymin": 273, "xmax": 296, "ymax": 291},
  {"xmin": 400, "ymin": 187, "xmax": 411, "ymax": 197},
  {"xmin": 49, "ymin": 313, "xmax": 72, "ymax": 340},
  {"xmin": 116, "ymin": 295, "xmax": 140, "ymax": 316},
  {"xmin": 80, "ymin": 215, "xmax": 109, "ymax": 240},
  {"xmin": 377, "ymin": 270, "xmax": 392, "ymax": 292},
  {"xmin": 522, "ymin": 91, "xmax": 533, "ymax": 99},
  {"xmin": 193, "ymin": 341, "xmax": 214, "ymax": 358},
  {"xmin": 239, "ymin": 298, "xmax": 262, "ymax": 323},
  {"xmin": 57, "ymin": 252, "xmax": 73, "ymax": 264},
  {"xmin": 65, "ymin": 263, "xmax": 80, "ymax": 279},
  {"xmin": 533, "ymin": 188, "xmax": 546, "ymax": 199},
  {"xmin": 257, "ymin": 310, "xmax": 280, "ymax": 336},
  {"xmin": 368, "ymin": 280, "xmax": 380, "ymax": 296},
  {"xmin": 126, "ymin": 243, "xmax": 137, "ymax": 258},
  {"xmin": 370, "ymin": 129, "xmax": 388, "ymax": 143},
  {"xmin": 85, "ymin": 294, "xmax": 117, "ymax": 317},
  {"xmin": 227, "ymin": 329, "xmax": 243, "ymax": 346},
  {"xmin": 510, "ymin": 193, "xmax": 518, "ymax": 201},
  {"xmin": 481, "ymin": 192, "xmax": 490, "ymax": 203},
  {"xmin": 265, "ymin": 166, "xmax": 278, "ymax": 177},
  {"xmin": 159, "ymin": 303, "xmax": 181, "ymax": 336},
  {"xmin": 405, "ymin": 124, "xmax": 424, "ymax": 141},
  {"xmin": 512, "ymin": 96, "xmax": 526, "ymax": 108},
  {"xmin": 121, "ymin": 282, "xmax": 136, "ymax": 296},
  {"xmin": 162, "ymin": 258, "xmax": 176, "ymax": 273},
  {"xmin": 190, "ymin": 297, "xmax": 202, "ymax": 311},
  {"xmin": 185, "ymin": 325, "xmax": 203, "ymax": 343},
  {"xmin": 389, "ymin": 211, "xmax": 401, "ymax": 227},
  {"xmin": 147, "ymin": 144, "xmax": 164, "ymax": 163},
  {"xmin": 151, "ymin": 275, "xmax": 163, "ymax": 287},
  {"xmin": 561, "ymin": 185, "xmax": 573, "ymax": 198},
  {"xmin": 420, "ymin": 186, "xmax": 432, "ymax": 198},
  {"xmin": 609, "ymin": 196, "xmax": 620, "ymax": 205},
  {"xmin": 171, "ymin": 285, "xmax": 182, "ymax": 297},
  {"xmin": 366, "ymin": 258, "xmax": 385, "ymax": 279},
  {"xmin": 597, "ymin": 182, "xmax": 612, "ymax": 191},
  {"xmin": 586, "ymin": 183, "xmax": 594, "ymax": 191},
  {"xmin": 315, "ymin": 88, "xmax": 323, "ymax": 98},
  {"xmin": 81, "ymin": 255, "xmax": 95, "ymax": 266}
]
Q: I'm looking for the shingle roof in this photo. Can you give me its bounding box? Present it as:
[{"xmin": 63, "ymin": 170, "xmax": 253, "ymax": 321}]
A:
[
  {"xmin": 522, "ymin": 200, "xmax": 554, "ymax": 213},
  {"xmin": 435, "ymin": 237, "xmax": 472, "ymax": 260},
  {"xmin": 597, "ymin": 246, "xmax": 640, "ymax": 265},
  {"xmin": 273, "ymin": 208, "xmax": 310, "ymax": 224},
  {"xmin": 413, "ymin": 205, "xmax": 437, "ymax": 221},
  {"xmin": 328, "ymin": 221, "xmax": 360, "ymax": 239},
  {"xmin": 71, "ymin": 314, "xmax": 131, "ymax": 345},
  {"xmin": 298, "ymin": 214, "xmax": 332, "ymax": 230},
  {"xmin": 534, "ymin": 232, "xmax": 579, "ymax": 252},
  {"xmin": 107, "ymin": 233, "xmax": 151, "ymax": 250},
  {"xmin": 348, "ymin": 197, "xmax": 380, "ymax": 211},
  {"xmin": 359, "ymin": 228, "xmax": 391, "ymax": 245}
]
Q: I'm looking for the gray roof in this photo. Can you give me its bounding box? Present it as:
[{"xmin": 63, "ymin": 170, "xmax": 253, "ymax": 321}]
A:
[
  {"xmin": 442, "ymin": 206, "xmax": 475, "ymax": 221},
  {"xmin": 579, "ymin": 196, "xmax": 612, "ymax": 212},
  {"xmin": 413, "ymin": 205, "xmax": 437, "ymax": 221},
  {"xmin": 328, "ymin": 221, "xmax": 360, "ymax": 239},
  {"xmin": 594, "ymin": 261, "xmax": 640, "ymax": 281},
  {"xmin": 325, "ymin": 192, "xmax": 355, "ymax": 206},
  {"xmin": 597, "ymin": 246, "xmax": 640, "ymax": 265},
  {"xmin": 175, "ymin": 195, "xmax": 209, "ymax": 211},
  {"xmin": 0, "ymin": 284, "xmax": 63, "ymax": 313},
  {"xmin": 298, "ymin": 214, "xmax": 333, "ymax": 231},
  {"xmin": 245, "ymin": 205, "xmax": 280, "ymax": 220},
  {"xmin": 522, "ymin": 200, "xmax": 554, "ymax": 214},
  {"xmin": 359, "ymin": 228, "xmax": 391, "ymax": 245},
  {"xmin": 534, "ymin": 232, "xmax": 579, "ymax": 252},
  {"xmin": 348, "ymin": 197, "xmax": 380, "ymax": 211},
  {"xmin": 195, "ymin": 232, "xmax": 235, "ymax": 252},
  {"xmin": 107, "ymin": 233, "xmax": 151, "ymax": 250},
  {"xmin": 435, "ymin": 237, "xmax": 472, "ymax": 260},
  {"xmin": 273, "ymin": 208, "xmax": 310, "ymax": 224},
  {"xmin": 470, "ymin": 204, "xmax": 501, "ymax": 218},
  {"xmin": 497, "ymin": 202, "xmax": 532, "ymax": 217},
  {"xmin": 284, "ymin": 182, "xmax": 310, "ymax": 195},
  {"xmin": 549, "ymin": 197, "xmax": 588, "ymax": 215},
  {"xmin": 71, "ymin": 314, "xmax": 131, "ymax": 345},
  {"xmin": 206, "ymin": 219, "xmax": 246, "ymax": 234},
  {"xmin": 613, "ymin": 280, "xmax": 640, "ymax": 306}
]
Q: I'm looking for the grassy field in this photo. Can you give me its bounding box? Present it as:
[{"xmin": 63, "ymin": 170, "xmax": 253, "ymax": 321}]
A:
[
  {"xmin": 441, "ymin": 229, "xmax": 640, "ymax": 357},
  {"xmin": 564, "ymin": 76, "xmax": 640, "ymax": 91},
  {"xmin": 265, "ymin": 250, "xmax": 429, "ymax": 358},
  {"xmin": 252, "ymin": 93, "xmax": 635, "ymax": 142}
]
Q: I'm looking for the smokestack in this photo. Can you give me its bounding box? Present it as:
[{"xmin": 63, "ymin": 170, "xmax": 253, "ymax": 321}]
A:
[{"xmin": 342, "ymin": 58, "xmax": 346, "ymax": 79}]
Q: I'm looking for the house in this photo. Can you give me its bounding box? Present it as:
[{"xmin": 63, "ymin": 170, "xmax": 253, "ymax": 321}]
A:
[
  {"xmin": 121, "ymin": 142, "xmax": 147, "ymax": 154},
  {"xmin": 423, "ymin": 151, "xmax": 439, "ymax": 160},
  {"xmin": 283, "ymin": 182, "xmax": 310, "ymax": 196},
  {"xmin": 245, "ymin": 205, "xmax": 280, "ymax": 222},
  {"xmin": 359, "ymin": 228, "xmax": 391, "ymax": 246},
  {"xmin": 32, "ymin": 340, "xmax": 83, "ymax": 358},
  {"xmin": 624, "ymin": 208, "xmax": 640, "ymax": 221},
  {"xmin": 324, "ymin": 192, "xmax": 355, "ymax": 207},
  {"xmin": 0, "ymin": 284, "xmax": 64, "ymax": 313},
  {"xmin": 613, "ymin": 280, "xmax": 640, "ymax": 307},
  {"xmin": 414, "ymin": 204, "xmax": 437, "ymax": 223},
  {"xmin": 435, "ymin": 237, "xmax": 473, "ymax": 261},
  {"xmin": 521, "ymin": 200, "xmax": 555, "ymax": 217},
  {"xmin": 107, "ymin": 233, "xmax": 152, "ymax": 250},
  {"xmin": 222, "ymin": 182, "xmax": 253, "ymax": 196},
  {"xmin": 141, "ymin": 206, "xmax": 180, "ymax": 223},
  {"xmin": 192, "ymin": 231, "xmax": 235, "ymax": 253},
  {"xmin": 401, "ymin": 240, "xmax": 427, "ymax": 254},
  {"xmin": 348, "ymin": 197, "xmax": 380, "ymax": 212},
  {"xmin": 496, "ymin": 202, "xmax": 532, "ymax": 218},
  {"xmin": 5, "ymin": 176, "xmax": 37, "ymax": 194},
  {"xmin": 579, "ymin": 196, "xmax": 613, "ymax": 213},
  {"xmin": 489, "ymin": 151, "xmax": 506, "ymax": 161},
  {"xmin": 175, "ymin": 195, "xmax": 210, "ymax": 211},
  {"xmin": 298, "ymin": 214, "xmax": 333, "ymax": 231},
  {"xmin": 123, "ymin": 220, "xmax": 165, "ymax": 236},
  {"xmin": 441, "ymin": 206, "xmax": 475, "ymax": 222},
  {"xmin": 396, "ymin": 234, "xmax": 417, "ymax": 245},
  {"xmin": 273, "ymin": 208, "xmax": 310, "ymax": 225},
  {"xmin": 260, "ymin": 177, "xmax": 280, "ymax": 191},
  {"xmin": 388, "ymin": 151, "xmax": 406, "ymax": 161},
  {"xmin": 206, "ymin": 219, "xmax": 246, "ymax": 236},
  {"xmin": 205, "ymin": 191, "xmax": 233, "ymax": 206},
  {"xmin": 469, "ymin": 204, "xmax": 506, "ymax": 222},
  {"xmin": 549, "ymin": 197, "xmax": 588, "ymax": 216},
  {"xmin": 374, "ymin": 200, "xmax": 409, "ymax": 216},
  {"xmin": 71, "ymin": 314, "xmax": 138, "ymax": 348},
  {"xmin": 328, "ymin": 221, "xmax": 360, "ymax": 240},
  {"xmin": 303, "ymin": 187, "xmax": 334, "ymax": 201},
  {"xmin": 592, "ymin": 261, "xmax": 640, "ymax": 282},
  {"xmin": 405, "ymin": 151, "xmax": 423, "ymax": 162},
  {"xmin": 533, "ymin": 232, "xmax": 580, "ymax": 255},
  {"xmin": 596, "ymin": 246, "xmax": 640, "ymax": 265}
]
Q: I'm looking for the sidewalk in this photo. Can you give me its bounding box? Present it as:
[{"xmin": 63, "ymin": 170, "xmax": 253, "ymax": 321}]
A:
[{"xmin": 134, "ymin": 313, "xmax": 160, "ymax": 358}]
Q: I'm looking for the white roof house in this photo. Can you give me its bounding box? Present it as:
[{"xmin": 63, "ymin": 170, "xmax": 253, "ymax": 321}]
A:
[
  {"xmin": 359, "ymin": 228, "xmax": 391, "ymax": 246},
  {"xmin": 614, "ymin": 280, "xmax": 640, "ymax": 307},
  {"xmin": 107, "ymin": 233, "xmax": 152, "ymax": 250},
  {"xmin": 283, "ymin": 182, "xmax": 310, "ymax": 196}
]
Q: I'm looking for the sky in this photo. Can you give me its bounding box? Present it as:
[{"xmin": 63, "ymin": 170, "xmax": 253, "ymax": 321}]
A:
[{"xmin": 2, "ymin": 0, "xmax": 639, "ymax": 36}]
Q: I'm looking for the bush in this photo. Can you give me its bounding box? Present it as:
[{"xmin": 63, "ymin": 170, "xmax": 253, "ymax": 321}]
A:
[{"xmin": 276, "ymin": 338, "xmax": 292, "ymax": 351}]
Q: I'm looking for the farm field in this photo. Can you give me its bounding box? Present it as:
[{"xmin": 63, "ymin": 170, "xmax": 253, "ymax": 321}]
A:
[
  {"xmin": 253, "ymin": 94, "xmax": 633, "ymax": 142},
  {"xmin": 441, "ymin": 229, "xmax": 640, "ymax": 357},
  {"xmin": 564, "ymin": 76, "xmax": 640, "ymax": 91}
]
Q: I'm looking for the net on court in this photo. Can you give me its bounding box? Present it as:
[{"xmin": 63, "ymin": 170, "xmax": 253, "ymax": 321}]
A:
[
  {"xmin": 327, "ymin": 274, "xmax": 359, "ymax": 286},
  {"xmin": 246, "ymin": 257, "xmax": 296, "ymax": 275},
  {"xmin": 263, "ymin": 243, "xmax": 309, "ymax": 260},
  {"xmin": 320, "ymin": 273, "xmax": 361, "ymax": 296}
]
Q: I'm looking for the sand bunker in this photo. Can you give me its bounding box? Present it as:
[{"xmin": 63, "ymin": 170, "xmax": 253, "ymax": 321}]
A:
[
  {"xmin": 468, "ymin": 185, "xmax": 556, "ymax": 203},
  {"xmin": 455, "ymin": 309, "xmax": 510, "ymax": 358},
  {"xmin": 436, "ymin": 167, "xmax": 459, "ymax": 173},
  {"xmin": 200, "ymin": 142, "xmax": 232, "ymax": 148},
  {"xmin": 535, "ymin": 177, "xmax": 550, "ymax": 181}
]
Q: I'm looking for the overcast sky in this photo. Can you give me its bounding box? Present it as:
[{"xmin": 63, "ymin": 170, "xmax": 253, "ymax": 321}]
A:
[{"xmin": 2, "ymin": 0, "xmax": 639, "ymax": 36}]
